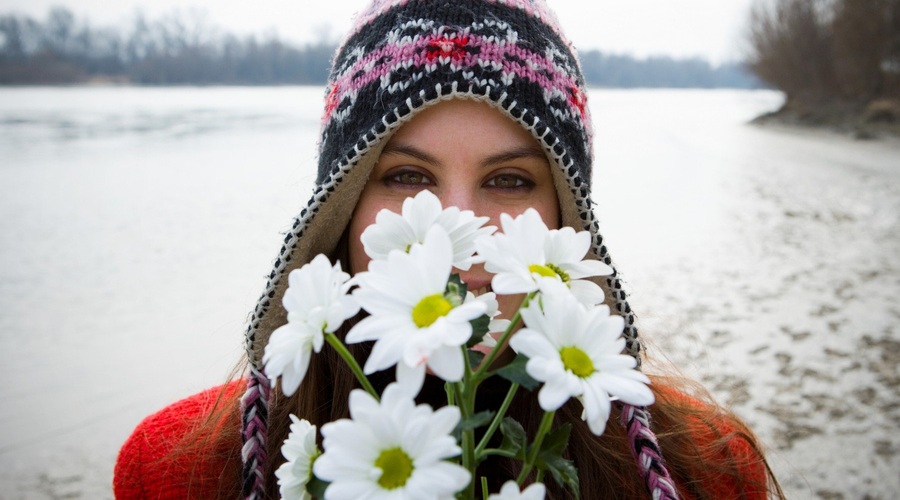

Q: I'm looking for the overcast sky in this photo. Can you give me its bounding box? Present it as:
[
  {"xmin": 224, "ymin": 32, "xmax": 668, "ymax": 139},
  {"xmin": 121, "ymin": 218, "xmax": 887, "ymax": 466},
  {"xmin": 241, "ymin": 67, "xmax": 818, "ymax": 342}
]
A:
[{"xmin": 0, "ymin": 0, "xmax": 758, "ymax": 63}]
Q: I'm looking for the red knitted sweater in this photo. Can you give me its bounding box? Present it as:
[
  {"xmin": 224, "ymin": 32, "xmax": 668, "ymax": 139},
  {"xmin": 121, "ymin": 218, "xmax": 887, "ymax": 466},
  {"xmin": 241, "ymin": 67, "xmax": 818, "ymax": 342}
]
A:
[{"xmin": 114, "ymin": 382, "xmax": 769, "ymax": 499}]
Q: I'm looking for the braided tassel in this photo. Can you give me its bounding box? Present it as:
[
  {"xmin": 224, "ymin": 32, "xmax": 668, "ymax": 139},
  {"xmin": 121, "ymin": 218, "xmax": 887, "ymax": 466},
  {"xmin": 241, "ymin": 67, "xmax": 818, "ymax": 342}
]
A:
[
  {"xmin": 240, "ymin": 366, "xmax": 271, "ymax": 500},
  {"xmin": 621, "ymin": 403, "xmax": 680, "ymax": 500}
]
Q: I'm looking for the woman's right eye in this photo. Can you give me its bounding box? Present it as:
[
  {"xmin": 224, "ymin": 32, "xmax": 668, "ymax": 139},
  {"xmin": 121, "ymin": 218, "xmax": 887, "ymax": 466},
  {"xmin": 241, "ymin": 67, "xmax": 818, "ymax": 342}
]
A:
[{"xmin": 385, "ymin": 169, "xmax": 431, "ymax": 186}]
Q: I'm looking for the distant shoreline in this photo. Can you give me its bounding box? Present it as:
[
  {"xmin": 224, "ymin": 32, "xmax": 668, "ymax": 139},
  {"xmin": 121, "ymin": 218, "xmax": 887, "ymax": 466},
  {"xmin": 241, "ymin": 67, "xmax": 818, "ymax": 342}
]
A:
[{"xmin": 751, "ymin": 98, "xmax": 900, "ymax": 140}]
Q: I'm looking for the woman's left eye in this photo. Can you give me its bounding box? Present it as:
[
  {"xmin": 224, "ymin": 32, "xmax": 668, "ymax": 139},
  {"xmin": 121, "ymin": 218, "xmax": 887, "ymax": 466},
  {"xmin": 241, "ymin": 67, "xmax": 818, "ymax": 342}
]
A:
[
  {"xmin": 395, "ymin": 171, "xmax": 428, "ymax": 184},
  {"xmin": 383, "ymin": 169, "xmax": 432, "ymax": 186},
  {"xmin": 486, "ymin": 174, "xmax": 530, "ymax": 189}
]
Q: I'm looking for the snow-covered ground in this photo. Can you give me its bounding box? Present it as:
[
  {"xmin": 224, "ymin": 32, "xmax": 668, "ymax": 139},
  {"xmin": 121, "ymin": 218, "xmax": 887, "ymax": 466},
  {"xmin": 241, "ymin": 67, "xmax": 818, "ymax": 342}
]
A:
[{"xmin": 1, "ymin": 86, "xmax": 897, "ymax": 499}]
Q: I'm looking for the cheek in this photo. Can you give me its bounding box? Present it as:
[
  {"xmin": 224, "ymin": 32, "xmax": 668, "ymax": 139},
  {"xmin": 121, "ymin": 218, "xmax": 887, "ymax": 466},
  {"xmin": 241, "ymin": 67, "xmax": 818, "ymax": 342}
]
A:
[
  {"xmin": 347, "ymin": 183, "xmax": 413, "ymax": 275},
  {"xmin": 482, "ymin": 190, "xmax": 560, "ymax": 230},
  {"xmin": 535, "ymin": 198, "xmax": 561, "ymax": 230},
  {"xmin": 347, "ymin": 195, "xmax": 382, "ymax": 275},
  {"xmin": 536, "ymin": 183, "xmax": 562, "ymax": 230}
]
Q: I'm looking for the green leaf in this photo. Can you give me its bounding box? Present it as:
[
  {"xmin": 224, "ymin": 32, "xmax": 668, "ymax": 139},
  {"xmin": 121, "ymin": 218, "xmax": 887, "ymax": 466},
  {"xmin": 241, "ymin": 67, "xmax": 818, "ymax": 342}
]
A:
[
  {"xmin": 535, "ymin": 423, "xmax": 579, "ymax": 498},
  {"xmin": 306, "ymin": 476, "xmax": 330, "ymax": 498},
  {"xmin": 495, "ymin": 354, "xmax": 540, "ymax": 390},
  {"xmin": 457, "ymin": 410, "xmax": 495, "ymax": 433},
  {"xmin": 467, "ymin": 314, "xmax": 491, "ymax": 347},
  {"xmin": 542, "ymin": 453, "xmax": 580, "ymax": 498},
  {"xmin": 498, "ymin": 417, "xmax": 527, "ymax": 460},
  {"xmin": 445, "ymin": 274, "xmax": 467, "ymax": 306},
  {"xmin": 539, "ymin": 422, "xmax": 571, "ymax": 457},
  {"xmin": 467, "ymin": 350, "xmax": 485, "ymax": 370}
]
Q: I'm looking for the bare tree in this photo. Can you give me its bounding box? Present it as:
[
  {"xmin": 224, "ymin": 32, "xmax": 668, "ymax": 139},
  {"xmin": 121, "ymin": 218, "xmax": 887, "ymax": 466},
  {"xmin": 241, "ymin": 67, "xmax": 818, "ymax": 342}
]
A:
[
  {"xmin": 746, "ymin": 0, "xmax": 835, "ymax": 104},
  {"xmin": 832, "ymin": 0, "xmax": 895, "ymax": 101},
  {"xmin": 746, "ymin": 0, "xmax": 900, "ymax": 132},
  {"xmin": 44, "ymin": 7, "xmax": 76, "ymax": 55}
]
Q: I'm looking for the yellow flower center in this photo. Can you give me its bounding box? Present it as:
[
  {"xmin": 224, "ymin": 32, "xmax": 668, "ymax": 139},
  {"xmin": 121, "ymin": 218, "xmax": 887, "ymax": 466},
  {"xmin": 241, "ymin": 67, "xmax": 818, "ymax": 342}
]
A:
[
  {"xmin": 560, "ymin": 346, "xmax": 595, "ymax": 378},
  {"xmin": 374, "ymin": 447, "xmax": 414, "ymax": 489},
  {"xmin": 412, "ymin": 294, "xmax": 453, "ymax": 328},
  {"xmin": 528, "ymin": 263, "xmax": 570, "ymax": 282}
]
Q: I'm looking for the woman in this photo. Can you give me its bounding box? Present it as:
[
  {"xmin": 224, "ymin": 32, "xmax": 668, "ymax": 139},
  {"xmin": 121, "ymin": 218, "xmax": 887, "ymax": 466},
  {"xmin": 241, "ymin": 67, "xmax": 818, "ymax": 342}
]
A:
[{"xmin": 114, "ymin": 0, "xmax": 783, "ymax": 498}]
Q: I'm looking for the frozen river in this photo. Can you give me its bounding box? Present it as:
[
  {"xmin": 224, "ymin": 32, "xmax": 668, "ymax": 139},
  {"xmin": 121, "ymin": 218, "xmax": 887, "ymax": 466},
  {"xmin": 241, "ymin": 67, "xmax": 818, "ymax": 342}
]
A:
[{"xmin": 0, "ymin": 86, "xmax": 898, "ymax": 499}]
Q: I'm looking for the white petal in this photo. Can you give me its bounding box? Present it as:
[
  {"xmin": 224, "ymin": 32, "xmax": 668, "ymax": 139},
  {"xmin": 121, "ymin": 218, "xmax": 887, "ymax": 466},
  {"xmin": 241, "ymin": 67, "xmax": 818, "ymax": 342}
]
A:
[
  {"xmin": 563, "ymin": 259, "xmax": 613, "ymax": 279},
  {"xmin": 566, "ymin": 279, "xmax": 606, "ymax": 306},
  {"xmin": 492, "ymin": 272, "xmax": 537, "ymax": 295},
  {"xmin": 426, "ymin": 346, "xmax": 465, "ymax": 382},
  {"xmin": 346, "ymin": 314, "xmax": 408, "ymax": 343},
  {"xmin": 544, "ymin": 226, "xmax": 588, "ymax": 264},
  {"xmin": 596, "ymin": 372, "xmax": 655, "ymax": 406},
  {"xmin": 508, "ymin": 330, "xmax": 554, "ymax": 359},
  {"xmin": 364, "ymin": 331, "xmax": 409, "ymax": 374},
  {"xmin": 405, "ymin": 190, "xmax": 443, "ymax": 237},
  {"xmin": 395, "ymin": 362, "xmax": 426, "ymax": 398},
  {"xmin": 280, "ymin": 346, "xmax": 312, "ymax": 396},
  {"xmin": 537, "ymin": 374, "xmax": 578, "ymax": 411},
  {"xmin": 581, "ymin": 381, "xmax": 613, "ymax": 436},
  {"xmin": 489, "ymin": 481, "xmax": 547, "ymax": 500},
  {"xmin": 322, "ymin": 479, "xmax": 378, "ymax": 500}
]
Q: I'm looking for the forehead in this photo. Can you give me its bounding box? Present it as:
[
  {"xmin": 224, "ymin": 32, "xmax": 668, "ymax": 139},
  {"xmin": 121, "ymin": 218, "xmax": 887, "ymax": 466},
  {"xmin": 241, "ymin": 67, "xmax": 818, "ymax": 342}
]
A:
[{"xmin": 384, "ymin": 99, "xmax": 542, "ymax": 151}]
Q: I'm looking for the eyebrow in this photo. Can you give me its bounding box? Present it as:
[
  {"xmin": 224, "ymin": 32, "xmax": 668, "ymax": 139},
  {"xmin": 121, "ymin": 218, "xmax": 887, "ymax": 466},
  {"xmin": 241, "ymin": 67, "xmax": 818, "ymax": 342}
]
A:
[
  {"xmin": 481, "ymin": 147, "xmax": 549, "ymax": 168},
  {"xmin": 380, "ymin": 143, "xmax": 549, "ymax": 169}
]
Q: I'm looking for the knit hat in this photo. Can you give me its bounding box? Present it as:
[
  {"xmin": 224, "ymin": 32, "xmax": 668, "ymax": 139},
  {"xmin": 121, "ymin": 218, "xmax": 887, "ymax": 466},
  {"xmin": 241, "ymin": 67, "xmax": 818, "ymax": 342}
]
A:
[{"xmin": 239, "ymin": 1, "xmax": 678, "ymax": 498}]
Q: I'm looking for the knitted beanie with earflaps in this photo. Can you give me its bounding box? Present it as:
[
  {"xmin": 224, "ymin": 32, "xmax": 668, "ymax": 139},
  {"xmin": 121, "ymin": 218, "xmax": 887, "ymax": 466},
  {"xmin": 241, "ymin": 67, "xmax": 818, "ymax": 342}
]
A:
[{"xmin": 239, "ymin": 1, "xmax": 678, "ymax": 498}]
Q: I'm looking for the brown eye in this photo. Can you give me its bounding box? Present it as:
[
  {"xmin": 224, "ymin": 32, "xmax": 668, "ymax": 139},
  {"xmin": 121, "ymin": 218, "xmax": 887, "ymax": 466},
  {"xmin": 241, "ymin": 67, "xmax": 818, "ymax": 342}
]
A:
[
  {"xmin": 391, "ymin": 170, "xmax": 430, "ymax": 185},
  {"xmin": 488, "ymin": 174, "xmax": 527, "ymax": 189}
]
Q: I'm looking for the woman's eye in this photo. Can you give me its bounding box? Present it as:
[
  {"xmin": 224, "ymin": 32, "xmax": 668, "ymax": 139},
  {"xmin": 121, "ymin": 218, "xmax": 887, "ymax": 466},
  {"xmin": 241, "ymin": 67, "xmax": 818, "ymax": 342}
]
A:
[
  {"xmin": 388, "ymin": 170, "xmax": 430, "ymax": 185},
  {"xmin": 487, "ymin": 174, "xmax": 529, "ymax": 189}
]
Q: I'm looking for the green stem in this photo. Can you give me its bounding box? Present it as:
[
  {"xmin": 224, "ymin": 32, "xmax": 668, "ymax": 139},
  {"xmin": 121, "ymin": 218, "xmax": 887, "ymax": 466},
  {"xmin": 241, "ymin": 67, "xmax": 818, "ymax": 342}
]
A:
[
  {"xmin": 474, "ymin": 382, "xmax": 519, "ymax": 458},
  {"xmin": 445, "ymin": 381, "xmax": 455, "ymax": 406},
  {"xmin": 480, "ymin": 448, "xmax": 519, "ymax": 459},
  {"xmin": 454, "ymin": 379, "xmax": 477, "ymax": 499},
  {"xmin": 472, "ymin": 291, "xmax": 537, "ymax": 382},
  {"xmin": 324, "ymin": 334, "xmax": 378, "ymax": 400},
  {"xmin": 481, "ymin": 476, "xmax": 489, "ymax": 500},
  {"xmin": 517, "ymin": 410, "xmax": 556, "ymax": 484}
]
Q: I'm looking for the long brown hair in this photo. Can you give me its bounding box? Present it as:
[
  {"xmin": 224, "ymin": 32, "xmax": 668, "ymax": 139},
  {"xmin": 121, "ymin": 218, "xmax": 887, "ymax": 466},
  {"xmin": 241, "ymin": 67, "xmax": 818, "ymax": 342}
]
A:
[
  {"xmin": 181, "ymin": 237, "xmax": 785, "ymax": 499},
  {"xmin": 166, "ymin": 225, "xmax": 785, "ymax": 499},
  {"xmin": 184, "ymin": 344, "xmax": 784, "ymax": 498}
]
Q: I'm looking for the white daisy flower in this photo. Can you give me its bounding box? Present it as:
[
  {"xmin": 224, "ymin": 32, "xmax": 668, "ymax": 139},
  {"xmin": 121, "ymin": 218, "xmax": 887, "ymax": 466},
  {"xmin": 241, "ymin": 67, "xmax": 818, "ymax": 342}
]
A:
[
  {"xmin": 348, "ymin": 225, "xmax": 487, "ymax": 382},
  {"xmin": 509, "ymin": 293, "xmax": 654, "ymax": 436},
  {"xmin": 360, "ymin": 189, "xmax": 495, "ymax": 270},
  {"xmin": 276, "ymin": 415, "xmax": 320, "ymax": 500},
  {"xmin": 466, "ymin": 291, "xmax": 510, "ymax": 350},
  {"xmin": 488, "ymin": 481, "xmax": 546, "ymax": 500},
  {"xmin": 313, "ymin": 383, "xmax": 471, "ymax": 499},
  {"xmin": 474, "ymin": 208, "xmax": 613, "ymax": 306},
  {"xmin": 263, "ymin": 254, "xmax": 360, "ymax": 396}
]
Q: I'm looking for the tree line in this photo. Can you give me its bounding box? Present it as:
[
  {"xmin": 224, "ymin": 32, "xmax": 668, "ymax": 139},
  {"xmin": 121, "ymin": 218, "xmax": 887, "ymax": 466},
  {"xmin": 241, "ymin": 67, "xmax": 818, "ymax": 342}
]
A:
[
  {"xmin": 0, "ymin": 7, "xmax": 762, "ymax": 88},
  {"xmin": 745, "ymin": 0, "xmax": 900, "ymax": 129},
  {"xmin": 0, "ymin": 7, "xmax": 334, "ymax": 85}
]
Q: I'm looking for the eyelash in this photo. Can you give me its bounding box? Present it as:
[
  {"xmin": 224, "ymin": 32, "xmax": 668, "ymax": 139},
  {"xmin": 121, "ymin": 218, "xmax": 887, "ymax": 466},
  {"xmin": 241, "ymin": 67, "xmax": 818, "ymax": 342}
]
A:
[
  {"xmin": 381, "ymin": 168, "xmax": 534, "ymax": 191},
  {"xmin": 383, "ymin": 169, "xmax": 433, "ymax": 187},
  {"xmin": 485, "ymin": 173, "xmax": 533, "ymax": 190}
]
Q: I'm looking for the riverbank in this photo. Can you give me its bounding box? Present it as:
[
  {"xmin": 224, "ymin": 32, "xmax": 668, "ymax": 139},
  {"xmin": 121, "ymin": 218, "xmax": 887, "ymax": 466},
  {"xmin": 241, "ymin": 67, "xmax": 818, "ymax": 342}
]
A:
[{"xmin": 752, "ymin": 97, "xmax": 900, "ymax": 139}]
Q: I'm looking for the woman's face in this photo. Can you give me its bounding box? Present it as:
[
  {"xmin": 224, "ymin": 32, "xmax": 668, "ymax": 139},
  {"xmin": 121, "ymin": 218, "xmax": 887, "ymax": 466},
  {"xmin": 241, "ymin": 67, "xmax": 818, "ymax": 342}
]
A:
[{"xmin": 348, "ymin": 99, "xmax": 560, "ymax": 322}]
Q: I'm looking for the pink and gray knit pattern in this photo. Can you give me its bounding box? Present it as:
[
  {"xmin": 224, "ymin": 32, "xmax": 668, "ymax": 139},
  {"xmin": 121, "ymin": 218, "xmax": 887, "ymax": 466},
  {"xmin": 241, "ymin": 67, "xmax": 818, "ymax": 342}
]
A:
[
  {"xmin": 240, "ymin": 0, "xmax": 677, "ymax": 498},
  {"xmin": 344, "ymin": 0, "xmax": 567, "ymax": 44},
  {"xmin": 315, "ymin": 0, "xmax": 593, "ymax": 185}
]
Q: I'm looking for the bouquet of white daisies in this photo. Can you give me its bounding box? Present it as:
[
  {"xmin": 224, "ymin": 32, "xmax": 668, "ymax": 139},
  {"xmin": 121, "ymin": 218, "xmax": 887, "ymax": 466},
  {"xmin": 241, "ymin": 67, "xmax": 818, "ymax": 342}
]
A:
[{"xmin": 262, "ymin": 190, "xmax": 654, "ymax": 500}]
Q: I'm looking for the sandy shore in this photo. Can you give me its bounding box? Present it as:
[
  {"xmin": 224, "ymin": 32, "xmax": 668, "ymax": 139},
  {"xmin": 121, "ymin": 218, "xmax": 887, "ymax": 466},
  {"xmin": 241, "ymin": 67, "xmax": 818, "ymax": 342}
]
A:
[{"xmin": 594, "ymin": 109, "xmax": 900, "ymax": 498}]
